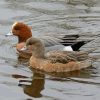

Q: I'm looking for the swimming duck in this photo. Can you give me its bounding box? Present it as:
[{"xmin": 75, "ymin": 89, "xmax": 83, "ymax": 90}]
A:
[
  {"xmin": 21, "ymin": 37, "xmax": 92, "ymax": 73},
  {"xmin": 6, "ymin": 22, "xmax": 87, "ymax": 58}
]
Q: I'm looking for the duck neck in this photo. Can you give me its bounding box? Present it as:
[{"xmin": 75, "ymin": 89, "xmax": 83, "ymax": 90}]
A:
[
  {"xmin": 32, "ymin": 47, "xmax": 45, "ymax": 59},
  {"xmin": 32, "ymin": 52, "xmax": 45, "ymax": 59}
]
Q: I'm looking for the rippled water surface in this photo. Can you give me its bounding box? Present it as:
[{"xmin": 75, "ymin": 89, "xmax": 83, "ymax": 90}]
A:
[{"xmin": 0, "ymin": 0, "xmax": 100, "ymax": 100}]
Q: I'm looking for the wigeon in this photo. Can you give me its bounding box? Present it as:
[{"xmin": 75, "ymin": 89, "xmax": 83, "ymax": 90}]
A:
[
  {"xmin": 6, "ymin": 22, "xmax": 87, "ymax": 58},
  {"xmin": 21, "ymin": 37, "xmax": 93, "ymax": 73}
]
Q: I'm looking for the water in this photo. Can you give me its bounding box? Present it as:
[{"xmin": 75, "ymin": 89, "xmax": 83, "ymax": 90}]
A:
[{"xmin": 0, "ymin": 0, "xmax": 100, "ymax": 100}]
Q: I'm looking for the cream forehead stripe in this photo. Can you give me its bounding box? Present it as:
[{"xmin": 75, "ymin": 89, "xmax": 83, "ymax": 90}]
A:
[
  {"xmin": 12, "ymin": 22, "xmax": 18, "ymax": 29},
  {"xmin": 12, "ymin": 22, "xmax": 31, "ymax": 29}
]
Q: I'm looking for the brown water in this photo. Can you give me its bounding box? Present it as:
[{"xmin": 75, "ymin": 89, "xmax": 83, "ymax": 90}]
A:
[{"xmin": 0, "ymin": 0, "xmax": 100, "ymax": 100}]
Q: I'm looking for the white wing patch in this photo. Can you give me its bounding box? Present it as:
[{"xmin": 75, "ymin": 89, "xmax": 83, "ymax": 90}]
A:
[{"xmin": 63, "ymin": 46, "xmax": 73, "ymax": 51}]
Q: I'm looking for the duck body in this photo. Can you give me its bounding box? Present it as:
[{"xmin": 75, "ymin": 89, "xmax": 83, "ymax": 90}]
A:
[
  {"xmin": 22, "ymin": 37, "xmax": 92, "ymax": 73},
  {"xmin": 29, "ymin": 54, "xmax": 92, "ymax": 73}
]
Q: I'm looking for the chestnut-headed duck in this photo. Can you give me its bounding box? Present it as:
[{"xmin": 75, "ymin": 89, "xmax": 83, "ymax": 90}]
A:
[
  {"xmin": 21, "ymin": 37, "xmax": 93, "ymax": 73},
  {"xmin": 6, "ymin": 22, "xmax": 87, "ymax": 58}
]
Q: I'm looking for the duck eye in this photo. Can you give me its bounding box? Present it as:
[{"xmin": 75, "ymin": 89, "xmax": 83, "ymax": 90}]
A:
[
  {"xmin": 29, "ymin": 42, "xmax": 33, "ymax": 45},
  {"xmin": 14, "ymin": 26, "xmax": 20, "ymax": 30}
]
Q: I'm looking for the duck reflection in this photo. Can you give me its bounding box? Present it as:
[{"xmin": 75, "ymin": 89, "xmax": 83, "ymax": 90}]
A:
[{"xmin": 19, "ymin": 72, "xmax": 45, "ymax": 98}]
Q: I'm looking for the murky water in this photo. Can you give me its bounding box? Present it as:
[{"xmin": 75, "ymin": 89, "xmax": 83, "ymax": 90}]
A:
[{"xmin": 0, "ymin": 0, "xmax": 100, "ymax": 100}]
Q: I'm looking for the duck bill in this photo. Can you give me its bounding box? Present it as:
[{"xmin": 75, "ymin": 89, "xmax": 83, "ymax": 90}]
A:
[
  {"xmin": 5, "ymin": 31, "xmax": 13, "ymax": 36},
  {"xmin": 20, "ymin": 46, "xmax": 32, "ymax": 54},
  {"xmin": 20, "ymin": 46, "xmax": 27, "ymax": 51}
]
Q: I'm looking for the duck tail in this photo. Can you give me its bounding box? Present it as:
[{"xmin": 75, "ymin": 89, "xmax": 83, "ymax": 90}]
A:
[{"xmin": 71, "ymin": 41, "xmax": 86, "ymax": 51}]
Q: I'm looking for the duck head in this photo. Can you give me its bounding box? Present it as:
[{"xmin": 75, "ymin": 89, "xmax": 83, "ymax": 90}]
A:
[
  {"xmin": 6, "ymin": 22, "xmax": 32, "ymax": 43},
  {"xmin": 22, "ymin": 37, "xmax": 45, "ymax": 58}
]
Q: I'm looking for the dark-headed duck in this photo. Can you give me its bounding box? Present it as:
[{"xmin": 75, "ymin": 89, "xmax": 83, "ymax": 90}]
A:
[{"xmin": 6, "ymin": 22, "xmax": 87, "ymax": 58}]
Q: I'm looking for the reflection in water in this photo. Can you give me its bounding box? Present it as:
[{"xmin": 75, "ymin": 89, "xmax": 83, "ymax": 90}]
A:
[
  {"xmin": 49, "ymin": 69, "xmax": 92, "ymax": 78},
  {"xmin": 19, "ymin": 72, "xmax": 45, "ymax": 98},
  {"xmin": 12, "ymin": 74, "xmax": 28, "ymax": 79}
]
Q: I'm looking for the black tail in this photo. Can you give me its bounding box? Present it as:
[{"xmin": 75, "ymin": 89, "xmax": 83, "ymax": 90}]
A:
[
  {"xmin": 71, "ymin": 41, "xmax": 86, "ymax": 51},
  {"xmin": 60, "ymin": 34, "xmax": 91, "ymax": 51}
]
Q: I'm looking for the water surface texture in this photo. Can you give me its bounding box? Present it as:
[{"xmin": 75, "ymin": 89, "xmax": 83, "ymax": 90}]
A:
[{"xmin": 0, "ymin": 0, "xmax": 100, "ymax": 100}]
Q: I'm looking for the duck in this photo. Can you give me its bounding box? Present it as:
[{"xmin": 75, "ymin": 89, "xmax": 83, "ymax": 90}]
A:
[
  {"xmin": 21, "ymin": 37, "xmax": 93, "ymax": 73},
  {"xmin": 6, "ymin": 22, "xmax": 87, "ymax": 58}
]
